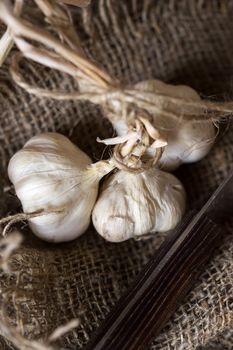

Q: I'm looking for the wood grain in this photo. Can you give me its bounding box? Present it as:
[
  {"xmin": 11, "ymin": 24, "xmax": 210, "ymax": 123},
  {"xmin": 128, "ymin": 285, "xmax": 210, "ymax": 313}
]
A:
[{"xmin": 85, "ymin": 212, "xmax": 221, "ymax": 350}]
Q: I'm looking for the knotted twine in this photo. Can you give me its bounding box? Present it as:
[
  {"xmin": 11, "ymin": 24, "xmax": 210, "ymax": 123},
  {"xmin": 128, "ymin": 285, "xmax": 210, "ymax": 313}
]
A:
[
  {"xmin": 1, "ymin": 0, "xmax": 233, "ymax": 176},
  {"xmin": 1, "ymin": 0, "xmax": 233, "ymax": 128}
]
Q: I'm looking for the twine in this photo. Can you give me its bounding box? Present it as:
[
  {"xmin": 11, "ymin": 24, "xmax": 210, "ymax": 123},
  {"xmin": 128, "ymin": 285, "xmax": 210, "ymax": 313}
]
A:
[
  {"xmin": 0, "ymin": 208, "xmax": 64, "ymax": 237},
  {"xmin": 10, "ymin": 52, "xmax": 233, "ymax": 123},
  {"xmin": 1, "ymin": 0, "xmax": 232, "ymax": 176},
  {"xmin": 0, "ymin": 0, "xmax": 232, "ymax": 127}
]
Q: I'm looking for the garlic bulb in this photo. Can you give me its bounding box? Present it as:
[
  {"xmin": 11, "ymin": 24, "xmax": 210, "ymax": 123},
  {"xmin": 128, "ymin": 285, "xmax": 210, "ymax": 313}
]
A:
[
  {"xmin": 8, "ymin": 133, "xmax": 113, "ymax": 243},
  {"xmin": 92, "ymin": 168, "xmax": 186, "ymax": 242},
  {"xmin": 113, "ymin": 80, "xmax": 216, "ymax": 171}
]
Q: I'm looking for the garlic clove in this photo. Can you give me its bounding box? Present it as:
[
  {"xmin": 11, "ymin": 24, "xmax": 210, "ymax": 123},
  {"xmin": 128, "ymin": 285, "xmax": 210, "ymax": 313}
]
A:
[
  {"xmin": 159, "ymin": 120, "xmax": 215, "ymax": 171},
  {"xmin": 8, "ymin": 133, "xmax": 99, "ymax": 243},
  {"xmin": 92, "ymin": 168, "xmax": 186, "ymax": 242}
]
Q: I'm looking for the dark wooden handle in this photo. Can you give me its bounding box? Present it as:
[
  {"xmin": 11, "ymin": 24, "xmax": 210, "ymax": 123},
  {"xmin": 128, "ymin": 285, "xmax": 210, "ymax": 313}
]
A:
[{"xmin": 85, "ymin": 212, "xmax": 221, "ymax": 350}]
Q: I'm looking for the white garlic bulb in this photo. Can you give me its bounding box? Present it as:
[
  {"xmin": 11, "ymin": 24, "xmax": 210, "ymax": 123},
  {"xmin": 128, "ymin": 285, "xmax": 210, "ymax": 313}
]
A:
[
  {"xmin": 113, "ymin": 80, "xmax": 216, "ymax": 171},
  {"xmin": 8, "ymin": 133, "xmax": 113, "ymax": 243},
  {"xmin": 92, "ymin": 168, "xmax": 186, "ymax": 242}
]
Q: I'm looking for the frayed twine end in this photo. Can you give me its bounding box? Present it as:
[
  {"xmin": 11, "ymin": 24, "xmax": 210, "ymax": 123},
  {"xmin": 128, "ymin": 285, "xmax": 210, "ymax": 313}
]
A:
[
  {"xmin": 0, "ymin": 231, "xmax": 23, "ymax": 273},
  {"xmin": 0, "ymin": 208, "xmax": 65, "ymax": 238}
]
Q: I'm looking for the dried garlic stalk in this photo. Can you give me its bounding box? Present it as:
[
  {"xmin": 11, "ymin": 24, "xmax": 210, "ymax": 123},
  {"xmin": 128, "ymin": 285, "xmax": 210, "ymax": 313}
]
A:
[
  {"xmin": 0, "ymin": 0, "xmax": 232, "ymax": 126},
  {"xmin": 0, "ymin": 0, "xmax": 23, "ymax": 66},
  {"xmin": 0, "ymin": 0, "xmax": 231, "ymax": 171},
  {"xmin": 62, "ymin": 0, "xmax": 91, "ymax": 7},
  {"xmin": 0, "ymin": 28, "xmax": 13, "ymax": 66}
]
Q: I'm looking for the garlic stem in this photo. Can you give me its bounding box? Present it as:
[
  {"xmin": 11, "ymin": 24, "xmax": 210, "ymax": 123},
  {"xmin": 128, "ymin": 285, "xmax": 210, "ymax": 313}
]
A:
[
  {"xmin": 88, "ymin": 160, "xmax": 115, "ymax": 179},
  {"xmin": 0, "ymin": 0, "xmax": 115, "ymax": 88},
  {"xmin": 0, "ymin": 28, "xmax": 14, "ymax": 67},
  {"xmin": 0, "ymin": 0, "xmax": 23, "ymax": 66},
  {"xmin": 34, "ymin": 0, "xmax": 86, "ymax": 56},
  {"xmin": 62, "ymin": 0, "xmax": 91, "ymax": 6}
]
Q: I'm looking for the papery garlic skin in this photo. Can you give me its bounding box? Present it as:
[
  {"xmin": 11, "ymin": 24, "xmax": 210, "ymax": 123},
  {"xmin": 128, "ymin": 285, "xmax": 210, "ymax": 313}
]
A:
[
  {"xmin": 8, "ymin": 133, "xmax": 98, "ymax": 243},
  {"xmin": 113, "ymin": 80, "xmax": 216, "ymax": 171},
  {"xmin": 92, "ymin": 168, "xmax": 186, "ymax": 242}
]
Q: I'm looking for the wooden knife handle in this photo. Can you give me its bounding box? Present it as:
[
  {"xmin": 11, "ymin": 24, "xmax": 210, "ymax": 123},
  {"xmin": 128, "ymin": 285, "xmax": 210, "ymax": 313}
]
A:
[{"xmin": 85, "ymin": 211, "xmax": 221, "ymax": 350}]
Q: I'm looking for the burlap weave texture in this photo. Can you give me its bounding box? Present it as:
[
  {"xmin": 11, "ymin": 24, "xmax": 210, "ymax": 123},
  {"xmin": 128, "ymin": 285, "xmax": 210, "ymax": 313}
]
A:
[{"xmin": 0, "ymin": 1, "xmax": 233, "ymax": 349}]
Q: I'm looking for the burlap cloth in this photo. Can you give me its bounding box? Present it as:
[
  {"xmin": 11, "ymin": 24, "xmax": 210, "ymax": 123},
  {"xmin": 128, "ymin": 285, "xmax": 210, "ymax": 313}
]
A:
[{"xmin": 0, "ymin": 0, "xmax": 233, "ymax": 349}]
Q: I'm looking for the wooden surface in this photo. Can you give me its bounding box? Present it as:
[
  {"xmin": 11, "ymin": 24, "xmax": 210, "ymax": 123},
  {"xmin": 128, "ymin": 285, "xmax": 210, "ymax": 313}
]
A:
[{"xmin": 85, "ymin": 212, "xmax": 221, "ymax": 350}]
